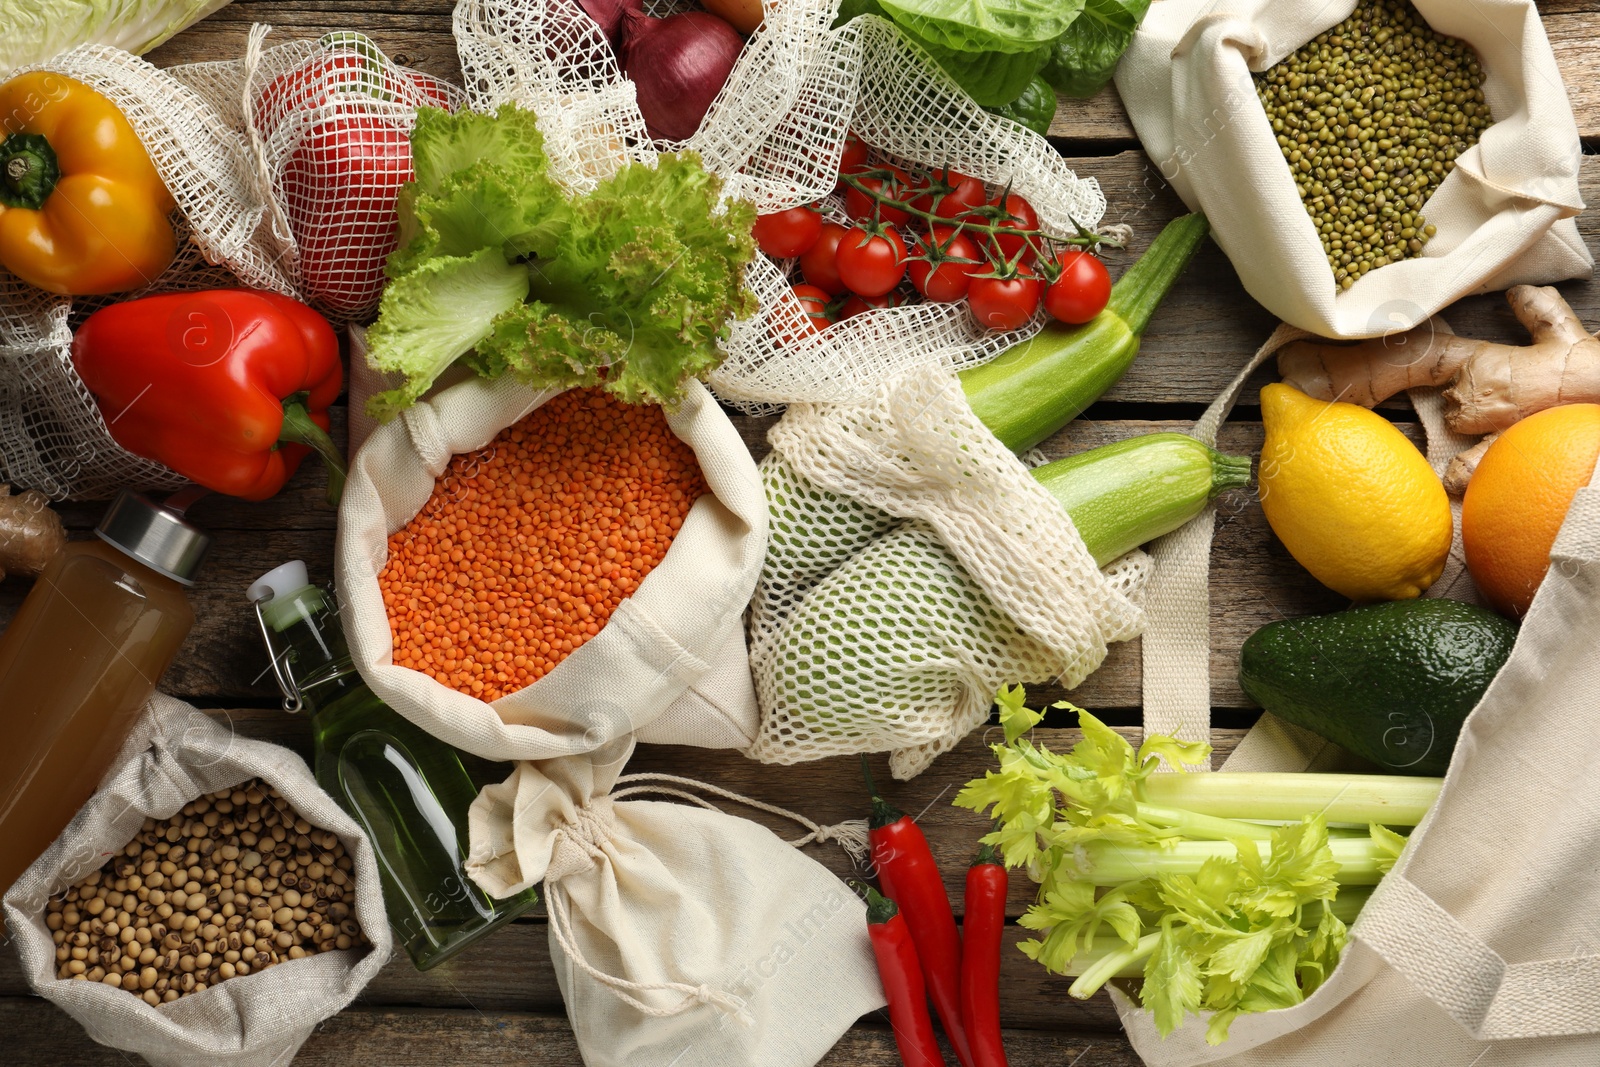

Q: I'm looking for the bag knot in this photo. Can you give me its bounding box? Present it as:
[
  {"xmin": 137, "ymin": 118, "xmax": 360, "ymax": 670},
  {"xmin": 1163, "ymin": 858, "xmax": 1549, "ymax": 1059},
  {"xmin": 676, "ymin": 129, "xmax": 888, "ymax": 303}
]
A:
[{"xmin": 547, "ymin": 796, "xmax": 617, "ymax": 883}]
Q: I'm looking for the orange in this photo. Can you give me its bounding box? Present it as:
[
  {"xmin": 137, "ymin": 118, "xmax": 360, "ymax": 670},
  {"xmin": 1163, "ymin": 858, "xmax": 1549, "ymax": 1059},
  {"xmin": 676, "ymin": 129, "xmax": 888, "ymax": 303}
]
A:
[{"xmin": 1461, "ymin": 403, "xmax": 1600, "ymax": 618}]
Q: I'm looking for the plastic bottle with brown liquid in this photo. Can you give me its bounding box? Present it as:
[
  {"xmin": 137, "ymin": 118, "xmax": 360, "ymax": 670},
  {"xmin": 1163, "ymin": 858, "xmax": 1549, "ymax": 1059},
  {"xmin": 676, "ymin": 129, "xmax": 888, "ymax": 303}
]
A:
[{"xmin": 0, "ymin": 490, "xmax": 209, "ymax": 901}]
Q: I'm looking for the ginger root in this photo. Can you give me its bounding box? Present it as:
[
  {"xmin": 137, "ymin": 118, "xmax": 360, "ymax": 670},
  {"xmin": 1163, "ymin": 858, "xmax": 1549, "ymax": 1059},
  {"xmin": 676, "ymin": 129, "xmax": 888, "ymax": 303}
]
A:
[
  {"xmin": 1442, "ymin": 433, "xmax": 1497, "ymax": 496},
  {"xmin": 1277, "ymin": 285, "xmax": 1600, "ymax": 435},
  {"xmin": 0, "ymin": 485, "xmax": 66, "ymax": 581}
]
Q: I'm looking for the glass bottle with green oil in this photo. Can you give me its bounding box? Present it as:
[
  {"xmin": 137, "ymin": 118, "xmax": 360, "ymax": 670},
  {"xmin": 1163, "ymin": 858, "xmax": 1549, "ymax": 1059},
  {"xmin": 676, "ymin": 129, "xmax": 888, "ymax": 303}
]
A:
[{"xmin": 246, "ymin": 561, "xmax": 538, "ymax": 970}]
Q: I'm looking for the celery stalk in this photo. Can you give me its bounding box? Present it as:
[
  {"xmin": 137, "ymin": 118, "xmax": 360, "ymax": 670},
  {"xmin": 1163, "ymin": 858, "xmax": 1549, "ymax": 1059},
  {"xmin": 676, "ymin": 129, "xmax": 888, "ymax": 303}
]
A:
[
  {"xmin": 1138, "ymin": 772, "xmax": 1441, "ymax": 827},
  {"xmin": 1075, "ymin": 836, "xmax": 1392, "ymax": 886}
]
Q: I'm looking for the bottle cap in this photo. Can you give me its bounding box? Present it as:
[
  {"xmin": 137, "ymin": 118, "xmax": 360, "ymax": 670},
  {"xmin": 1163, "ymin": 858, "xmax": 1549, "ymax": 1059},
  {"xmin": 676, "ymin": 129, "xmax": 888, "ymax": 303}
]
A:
[
  {"xmin": 95, "ymin": 490, "xmax": 210, "ymax": 586},
  {"xmin": 247, "ymin": 560, "xmax": 310, "ymax": 605}
]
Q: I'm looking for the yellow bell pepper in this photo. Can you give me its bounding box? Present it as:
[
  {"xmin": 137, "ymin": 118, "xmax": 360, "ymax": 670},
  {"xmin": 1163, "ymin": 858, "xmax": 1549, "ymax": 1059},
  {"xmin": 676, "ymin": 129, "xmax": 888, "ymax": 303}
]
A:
[{"xmin": 0, "ymin": 72, "xmax": 177, "ymax": 295}]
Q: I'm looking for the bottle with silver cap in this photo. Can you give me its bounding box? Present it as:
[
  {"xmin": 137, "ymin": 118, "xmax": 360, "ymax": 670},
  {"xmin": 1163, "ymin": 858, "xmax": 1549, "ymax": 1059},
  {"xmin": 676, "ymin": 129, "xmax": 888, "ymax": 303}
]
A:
[
  {"xmin": 248, "ymin": 560, "xmax": 539, "ymax": 970},
  {"xmin": 0, "ymin": 489, "xmax": 209, "ymax": 901}
]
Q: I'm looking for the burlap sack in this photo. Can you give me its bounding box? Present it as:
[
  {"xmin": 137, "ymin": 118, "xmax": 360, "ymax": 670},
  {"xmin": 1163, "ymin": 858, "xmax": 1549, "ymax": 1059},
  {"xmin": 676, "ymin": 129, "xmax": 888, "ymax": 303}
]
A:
[
  {"xmin": 1115, "ymin": 0, "xmax": 1592, "ymax": 339},
  {"xmin": 745, "ymin": 369, "xmax": 1152, "ymax": 778},
  {"xmin": 0, "ymin": 45, "xmax": 298, "ymax": 500},
  {"xmin": 466, "ymin": 737, "xmax": 885, "ymax": 1067},
  {"xmin": 2, "ymin": 693, "xmax": 391, "ymax": 1067},
  {"xmin": 335, "ymin": 371, "xmax": 768, "ymax": 764}
]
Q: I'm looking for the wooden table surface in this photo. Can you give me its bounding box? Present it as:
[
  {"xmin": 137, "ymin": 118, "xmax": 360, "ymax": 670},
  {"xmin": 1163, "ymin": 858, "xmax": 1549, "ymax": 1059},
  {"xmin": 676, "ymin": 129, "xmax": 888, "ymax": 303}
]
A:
[{"xmin": 4, "ymin": 3, "xmax": 1599, "ymax": 1063}]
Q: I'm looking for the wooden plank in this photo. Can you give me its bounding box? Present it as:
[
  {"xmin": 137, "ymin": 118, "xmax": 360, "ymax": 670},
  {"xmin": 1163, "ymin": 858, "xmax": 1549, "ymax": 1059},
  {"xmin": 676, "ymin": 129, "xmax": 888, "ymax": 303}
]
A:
[
  {"xmin": 0, "ymin": 997, "xmax": 1146, "ymax": 1065},
  {"xmin": 144, "ymin": 2, "xmax": 1600, "ymax": 145}
]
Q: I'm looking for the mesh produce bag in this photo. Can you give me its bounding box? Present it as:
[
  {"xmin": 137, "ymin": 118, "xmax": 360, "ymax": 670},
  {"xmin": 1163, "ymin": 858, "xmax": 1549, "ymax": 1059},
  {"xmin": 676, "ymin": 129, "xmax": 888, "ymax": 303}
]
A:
[
  {"xmin": 746, "ymin": 370, "xmax": 1151, "ymax": 779},
  {"xmin": 450, "ymin": 0, "xmax": 1109, "ymax": 409},
  {"xmin": 0, "ymin": 45, "xmax": 297, "ymax": 500},
  {"xmin": 3, "ymin": 693, "xmax": 392, "ymax": 1067},
  {"xmin": 241, "ymin": 28, "xmax": 469, "ymax": 320}
]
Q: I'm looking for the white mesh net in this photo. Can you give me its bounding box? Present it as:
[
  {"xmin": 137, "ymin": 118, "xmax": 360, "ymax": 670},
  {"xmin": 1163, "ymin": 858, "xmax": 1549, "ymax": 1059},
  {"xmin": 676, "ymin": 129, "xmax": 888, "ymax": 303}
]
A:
[
  {"xmin": 0, "ymin": 45, "xmax": 298, "ymax": 500},
  {"xmin": 450, "ymin": 0, "xmax": 1108, "ymax": 410},
  {"xmin": 242, "ymin": 29, "xmax": 470, "ymax": 321},
  {"xmin": 746, "ymin": 371, "xmax": 1151, "ymax": 779}
]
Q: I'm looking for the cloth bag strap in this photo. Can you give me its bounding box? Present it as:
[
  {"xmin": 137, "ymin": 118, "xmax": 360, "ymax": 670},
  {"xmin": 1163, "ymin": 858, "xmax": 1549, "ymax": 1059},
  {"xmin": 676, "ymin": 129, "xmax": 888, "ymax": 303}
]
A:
[
  {"xmin": 1355, "ymin": 871, "xmax": 1600, "ymax": 1039},
  {"xmin": 1140, "ymin": 323, "xmax": 1310, "ymax": 747}
]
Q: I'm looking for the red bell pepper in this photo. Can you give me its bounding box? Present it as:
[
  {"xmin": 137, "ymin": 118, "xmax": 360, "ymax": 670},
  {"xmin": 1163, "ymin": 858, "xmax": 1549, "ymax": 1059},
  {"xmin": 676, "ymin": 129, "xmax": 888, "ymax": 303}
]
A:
[
  {"xmin": 253, "ymin": 33, "xmax": 457, "ymax": 317},
  {"xmin": 72, "ymin": 289, "xmax": 346, "ymax": 504}
]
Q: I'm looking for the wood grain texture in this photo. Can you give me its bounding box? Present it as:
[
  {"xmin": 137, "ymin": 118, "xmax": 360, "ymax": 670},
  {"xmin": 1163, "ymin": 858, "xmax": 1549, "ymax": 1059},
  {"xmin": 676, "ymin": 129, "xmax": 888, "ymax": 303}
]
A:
[
  {"xmin": 144, "ymin": 1, "xmax": 1600, "ymax": 144},
  {"xmin": 0, "ymin": 998, "xmax": 1147, "ymax": 1065}
]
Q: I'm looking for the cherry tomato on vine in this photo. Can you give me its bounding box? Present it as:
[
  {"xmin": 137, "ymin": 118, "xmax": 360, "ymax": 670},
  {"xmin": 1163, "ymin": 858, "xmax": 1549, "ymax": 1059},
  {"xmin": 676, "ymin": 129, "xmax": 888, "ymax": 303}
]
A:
[
  {"xmin": 989, "ymin": 192, "xmax": 1040, "ymax": 265},
  {"xmin": 839, "ymin": 290, "xmax": 904, "ymax": 319},
  {"xmin": 771, "ymin": 283, "xmax": 835, "ymax": 345},
  {"xmin": 752, "ymin": 206, "xmax": 822, "ymax": 258},
  {"xmin": 909, "ymin": 229, "xmax": 981, "ymax": 303},
  {"xmin": 836, "ymin": 225, "xmax": 908, "ymax": 298},
  {"xmin": 909, "ymin": 167, "xmax": 974, "ymax": 214},
  {"xmin": 931, "ymin": 175, "xmax": 988, "ymax": 222},
  {"xmin": 969, "ymin": 267, "xmax": 1042, "ymax": 331},
  {"xmin": 1044, "ymin": 249, "xmax": 1112, "ymax": 324},
  {"xmin": 844, "ymin": 166, "xmax": 913, "ymax": 227},
  {"xmin": 800, "ymin": 222, "xmax": 850, "ymax": 296},
  {"xmin": 838, "ymin": 132, "xmax": 869, "ymax": 178}
]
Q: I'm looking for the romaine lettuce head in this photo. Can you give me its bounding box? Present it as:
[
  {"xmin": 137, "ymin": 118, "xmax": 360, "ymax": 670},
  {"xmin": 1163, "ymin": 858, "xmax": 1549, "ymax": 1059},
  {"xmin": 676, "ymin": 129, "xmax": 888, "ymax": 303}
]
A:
[{"xmin": 1, "ymin": 0, "xmax": 231, "ymax": 73}]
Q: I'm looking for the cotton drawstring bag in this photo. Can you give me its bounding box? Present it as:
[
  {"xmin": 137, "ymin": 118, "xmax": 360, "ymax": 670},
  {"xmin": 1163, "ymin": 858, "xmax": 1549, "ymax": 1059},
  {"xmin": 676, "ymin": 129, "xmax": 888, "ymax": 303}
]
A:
[
  {"xmin": 466, "ymin": 736, "xmax": 885, "ymax": 1067},
  {"xmin": 336, "ymin": 370, "xmax": 769, "ymax": 764},
  {"xmin": 450, "ymin": 0, "xmax": 1110, "ymax": 409},
  {"xmin": 745, "ymin": 369, "xmax": 1152, "ymax": 779},
  {"xmin": 1115, "ymin": 315, "xmax": 1600, "ymax": 1060},
  {"xmin": 0, "ymin": 45, "xmax": 299, "ymax": 500},
  {"xmin": 2, "ymin": 693, "xmax": 392, "ymax": 1067},
  {"xmin": 1114, "ymin": 0, "xmax": 1592, "ymax": 339}
]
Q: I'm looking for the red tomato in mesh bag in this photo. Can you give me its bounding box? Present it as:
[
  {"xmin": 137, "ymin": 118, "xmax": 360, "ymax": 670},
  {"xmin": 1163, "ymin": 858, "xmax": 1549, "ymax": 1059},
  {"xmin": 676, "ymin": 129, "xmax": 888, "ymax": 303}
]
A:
[{"xmin": 254, "ymin": 42, "xmax": 458, "ymax": 318}]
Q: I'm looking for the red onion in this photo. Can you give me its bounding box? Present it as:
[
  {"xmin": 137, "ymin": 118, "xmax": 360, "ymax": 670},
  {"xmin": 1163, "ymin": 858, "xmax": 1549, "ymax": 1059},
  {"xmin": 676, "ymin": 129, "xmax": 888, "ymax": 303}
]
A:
[{"xmin": 618, "ymin": 9, "xmax": 744, "ymax": 142}]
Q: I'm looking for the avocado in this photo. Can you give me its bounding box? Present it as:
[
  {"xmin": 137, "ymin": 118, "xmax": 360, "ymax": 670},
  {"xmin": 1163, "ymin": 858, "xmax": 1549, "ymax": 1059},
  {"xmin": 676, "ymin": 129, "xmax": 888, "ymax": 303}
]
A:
[{"xmin": 1238, "ymin": 600, "xmax": 1518, "ymax": 776}]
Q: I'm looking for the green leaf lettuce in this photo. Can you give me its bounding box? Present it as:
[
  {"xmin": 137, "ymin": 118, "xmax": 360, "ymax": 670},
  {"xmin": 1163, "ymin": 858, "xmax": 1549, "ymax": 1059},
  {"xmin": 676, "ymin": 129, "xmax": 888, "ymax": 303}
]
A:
[{"xmin": 363, "ymin": 104, "xmax": 758, "ymax": 419}]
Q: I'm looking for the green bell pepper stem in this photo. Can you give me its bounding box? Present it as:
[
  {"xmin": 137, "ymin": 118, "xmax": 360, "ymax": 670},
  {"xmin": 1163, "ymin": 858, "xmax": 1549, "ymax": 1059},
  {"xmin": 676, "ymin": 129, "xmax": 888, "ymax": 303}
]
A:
[
  {"xmin": 278, "ymin": 396, "xmax": 347, "ymax": 508},
  {"xmin": 0, "ymin": 133, "xmax": 61, "ymax": 211}
]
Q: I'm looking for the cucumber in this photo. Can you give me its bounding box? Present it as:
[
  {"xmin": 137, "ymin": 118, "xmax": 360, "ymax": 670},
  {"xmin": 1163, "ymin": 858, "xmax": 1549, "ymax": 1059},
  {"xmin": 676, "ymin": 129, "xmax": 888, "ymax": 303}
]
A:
[
  {"xmin": 1031, "ymin": 432, "xmax": 1252, "ymax": 566},
  {"xmin": 960, "ymin": 212, "xmax": 1210, "ymax": 453},
  {"xmin": 1238, "ymin": 600, "xmax": 1518, "ymax": 776}
]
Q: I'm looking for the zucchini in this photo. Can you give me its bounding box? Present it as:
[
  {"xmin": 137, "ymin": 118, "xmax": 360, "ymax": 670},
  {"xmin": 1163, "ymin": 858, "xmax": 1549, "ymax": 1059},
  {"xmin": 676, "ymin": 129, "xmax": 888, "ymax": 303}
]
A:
[
  {"xmin": 1031, "ymin": 432, "xmax": 1252, "ymax": 565},
  {"xmin": 960, "ymin": 213, "xmax": 1210, "ymax": 453}
]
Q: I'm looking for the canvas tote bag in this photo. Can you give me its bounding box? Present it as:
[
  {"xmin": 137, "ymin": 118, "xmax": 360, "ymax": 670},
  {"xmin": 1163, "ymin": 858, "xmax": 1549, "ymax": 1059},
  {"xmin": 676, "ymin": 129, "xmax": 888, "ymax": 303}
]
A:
[
  {"xmin": 1115, "ymin": 0, "xmax": 1592, "ymax": 339},
  {"xmin": 1119, "ymin": 320, "xmax": 1600, "ymax": 1061}
]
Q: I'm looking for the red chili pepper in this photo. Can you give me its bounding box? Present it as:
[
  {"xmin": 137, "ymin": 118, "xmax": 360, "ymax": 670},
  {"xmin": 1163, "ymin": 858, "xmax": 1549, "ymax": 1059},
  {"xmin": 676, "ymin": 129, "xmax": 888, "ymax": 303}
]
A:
[
  {"xmin": 72, "ymin": 289, "xmax": 346, "ymax": 504},
  {"xmin": 961, "ymin": 844, "xmax": 1010, "ymax": 1067},
  {"xmin": 864, "ymin": 757, "xmax": 973, "ymax": 1067},
  {"xmin": 253, "ymin": 35, "xmax": 457, "ymax": 317},
  {"xmin": 857, "ymin": 883, "xmax": 949, "ymax": 1067}
]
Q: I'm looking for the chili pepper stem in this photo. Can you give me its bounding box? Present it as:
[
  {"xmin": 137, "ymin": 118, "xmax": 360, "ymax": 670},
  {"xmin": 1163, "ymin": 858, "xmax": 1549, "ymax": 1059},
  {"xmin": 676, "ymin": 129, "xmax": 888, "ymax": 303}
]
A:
[
  {"xmin": 860, "ymin": 754, "xmax": 905, "ymax": 830},
  {"xmin": 278, "ymin": 397, "xmax": 348, "ymax": 507},
  {"xmin": 0, "ymin": 133, "xmax": 62, "ymax": 211}
]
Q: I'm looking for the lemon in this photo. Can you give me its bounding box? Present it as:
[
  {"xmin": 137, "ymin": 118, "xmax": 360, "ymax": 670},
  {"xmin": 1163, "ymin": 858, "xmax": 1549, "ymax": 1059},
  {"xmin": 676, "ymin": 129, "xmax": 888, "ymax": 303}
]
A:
[{"xmin": 1258, "ymin": 383, "xmax": 1451, "ymax": 601}]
